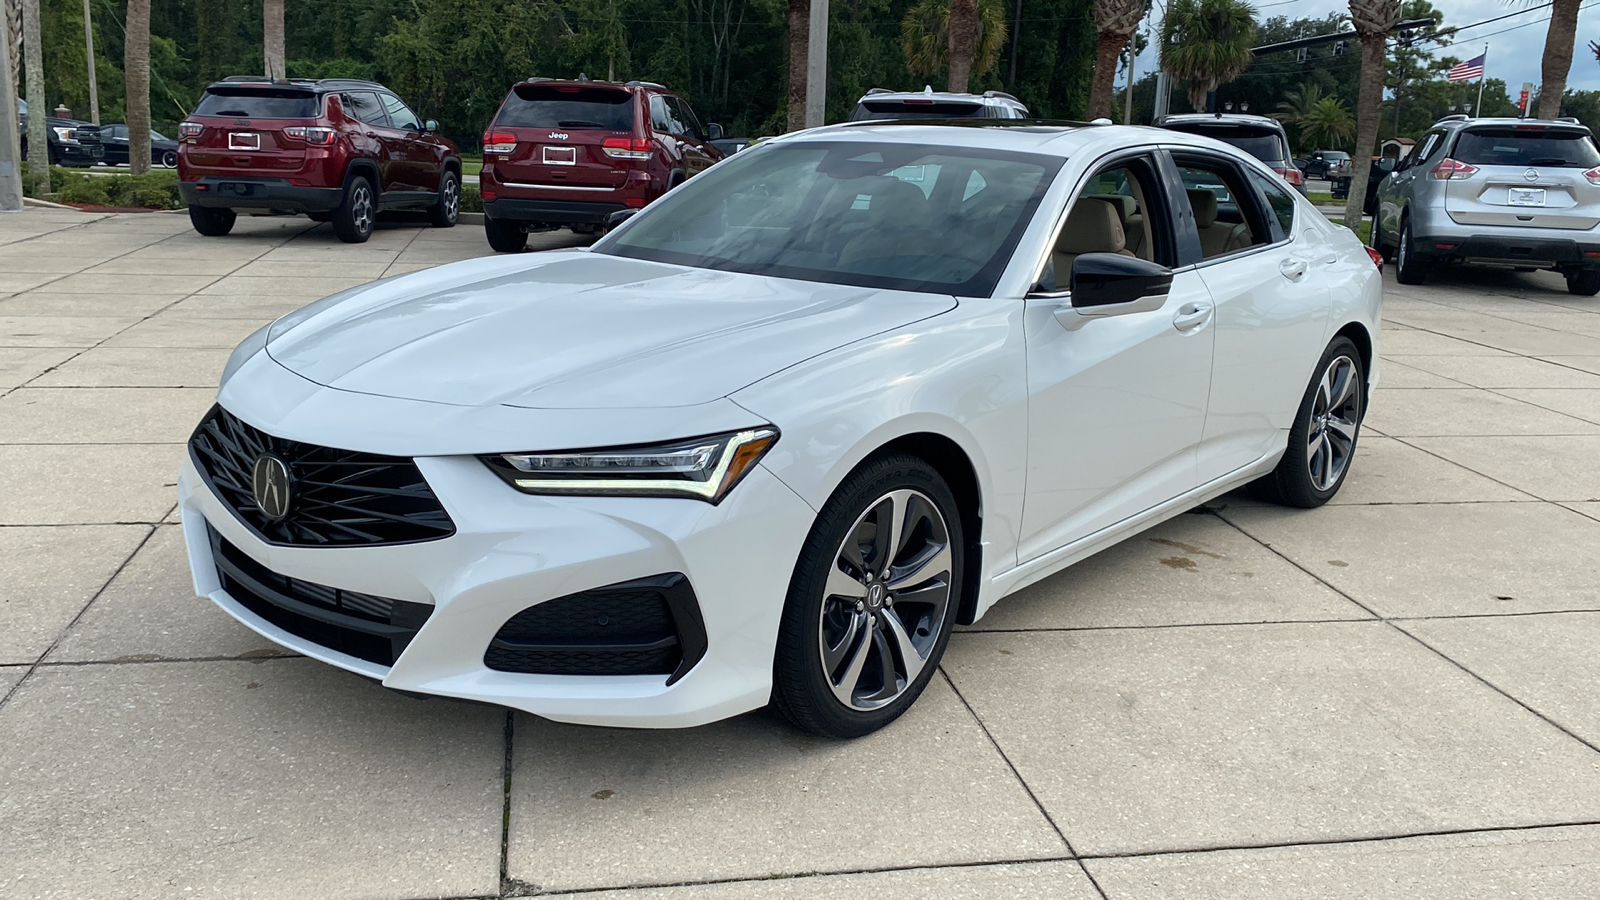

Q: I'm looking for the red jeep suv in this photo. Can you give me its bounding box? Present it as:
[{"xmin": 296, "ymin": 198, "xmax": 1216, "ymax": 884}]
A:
[
  {"xmin": 479, "ymin": 79, "xmax": 724, "ymax": 252},
  {"xmin": 178, "ymin": 78, "xmax": 461, "ymax": 243}
]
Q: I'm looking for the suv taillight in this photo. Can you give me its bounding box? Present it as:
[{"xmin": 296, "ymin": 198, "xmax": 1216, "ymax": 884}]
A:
[
  {"xmin": 179, "ymin": 122, "xmax": 203, "ymax": 138},
  {"xmin": 283, "ymin": 126, "xmax": 336, "ymax": 145},
  {"xmin": 1585, "ymin": 166, "xmax": 1600, "ymax": 186},
  {"xmin": 1275, "ymin": 167, "xmax": 1303, "ymax": 186},
  {"xmin": 483, "ymin": 131, "xmax": 517, "ymax": 154},
  {"xmin": 1430, "ymin": 158, "xmax": 1478, "ymax": 180},
  {"xmin": 602, "ymin": 138, "xmax": 653, "ymax": 160}
]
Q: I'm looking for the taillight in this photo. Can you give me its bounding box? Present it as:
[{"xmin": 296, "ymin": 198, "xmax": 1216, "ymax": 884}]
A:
[
  {"xmin": 179, "ymin": 122, "xmax": 203, "ymax": 138},
  {"xmin": 1584, "ymin": 165, "xmax": 1600, "ymax": 186},
  {"xmin": 1365, "ymin": 246, "xmax": 1383, "ymax": 271},
  {"xmin": 1276, "ymin": 167, "xmax": 1303, "ymax": 186},
  {"xmin": 1430, "ymin": 158, "xmax": 1478, "ymax": 180},
  {"xmin": 283, "ymin": 126, "xmax": 336, "ymax": 145},
  {"xmin": 483, "ymin": 131, "xmax": 518, "ymax": 154},
  {"xmin": 602, "ymin": 138, "xmax": 653, "ymax": 160}
]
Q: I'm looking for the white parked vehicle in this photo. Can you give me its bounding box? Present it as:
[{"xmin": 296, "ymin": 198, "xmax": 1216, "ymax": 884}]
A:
[{"xmin": 180, "ymin": 122, "xmax": 1383, "ymax": 737}]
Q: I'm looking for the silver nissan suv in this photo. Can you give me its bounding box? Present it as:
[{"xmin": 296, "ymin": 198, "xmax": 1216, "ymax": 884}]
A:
[{"xmin": 1372, "ymin": 116, "xmax": 1600, "ymax": 295}]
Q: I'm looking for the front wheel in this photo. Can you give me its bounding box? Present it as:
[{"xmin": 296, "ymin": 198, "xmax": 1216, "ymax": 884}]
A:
[
  {"xmin": 429, "ymin": 169, "xmax": 460, "ymax": 228},
  {"xmin": 160, "ymin": 149, "xmax": 178, "ymax": 168},
  {"xmin": 1395, "ymin": 218, "xmax": 1429, "ymax": 285},
  {"xmin": 188, "ymin": 205, "xmax": 236, "ymax": 237},
  {"xmin": 332, "ymin": 175, "xmax": 376, "ymax": 243},
  {"xmin": 484, "ymin": 215, "xmax": 528, "ymax": 253},
  {"xmin": 772, "ymin": 453, "xmax": 962, "ymax": 738},
  {"xmin": 1251, "ymin": 337, "xmax": 1365, "ymax": 508},
  {"xmin": 1567, "ymin": 268, "xmax": 1600, "ymax": 297}
]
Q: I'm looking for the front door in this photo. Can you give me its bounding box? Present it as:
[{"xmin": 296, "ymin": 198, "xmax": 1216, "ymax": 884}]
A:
[{"xmin": 1019, "ymin": 152, "xmax": 1217, "ymax": 562}]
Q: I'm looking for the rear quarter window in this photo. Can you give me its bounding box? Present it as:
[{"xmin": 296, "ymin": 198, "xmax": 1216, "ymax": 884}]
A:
[
  {"xmin": 1452, "ymin": 128, "xmax": 1600, "ymax": 168},
  {"xmin": 496, "ymin": 85, "xmax": 635, "ymax": 131},
  {"xmin": 193, "ymin": 88, "xmax": 319, "ymax": 119}
]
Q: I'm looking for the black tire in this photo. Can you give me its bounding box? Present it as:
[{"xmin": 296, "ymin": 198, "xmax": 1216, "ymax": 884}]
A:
[
  {"xmin": 1394, "ymin": 217, "xmax": 1429, "ymax": 285},
  {"xmin": 188, "ymin": 205, "xmax": 236, "ymax": 237},
  {"xmin": 428, "ymin": 168, "xmax": 460, "ymax": 228},
  {"xmin": 160, "ymin": 149, "xmax": 178, "ymax": 168},
  {"xmin": 1567, "ymin": 268, "xmax": 1600, "ymax": 297},
  {"xmin": 1370, "ymin": 215, "xmax": 1394, "ymax": 263},
  {"xmin": 1250, "ymin": 337, "xmax": 1365, "ymax": 509},
  {"xmin": 331, "ymin": 174, "xmax": 376, "ymax": 244},
  {"xmin": 771, "ymin": 452, "xmax": 963, "ymax": 739},
  {"xmin": 484, "ymin": 215, "xmax": 528, "ymax": 253}
]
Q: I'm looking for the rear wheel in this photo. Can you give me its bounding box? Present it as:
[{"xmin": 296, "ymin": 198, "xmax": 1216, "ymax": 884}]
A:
[
  {"xmin": 1251, "ymin": 337, "xmax": 1365, "ymax": 508},
  {"xmin": 1569, "ymin": 268, "xmax": 1600, "ymax": 297},
  {"xmin": 772, "ymin": 453, "xmax": 962, "ymax": 738},
  {"xmin": 332, "ymin": 174, "xmax": 376, "ymax": 244},
  {"xmin": 484, "ymin": 215, "xmax": 528, "ymax": 253},
  {"xmin": 188, "ymin": 205, "xmax": 236, "ymax": 237},
  {"xmin": 1394, "ymin": 218, "xmax": 1429, "ymax": 285},
  {"xmin": 160, "ymin": 149, "xmax": 178, "ymax": 168},
  {"xmin": 428, "ymin": 169, "xmax": 460, "ymax": 228}
]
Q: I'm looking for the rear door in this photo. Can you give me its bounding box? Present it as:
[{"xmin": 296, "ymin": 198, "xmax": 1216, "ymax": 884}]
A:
[
  {"xmin": 1443, "ymin": 125, "xmax": 1600, "ymax": 230},
  {"xmin": 184, "ymin": 86, "xmax": 320, "ymax": 179},
  {"xmin": 492, "ymin": 83, "xmax": 636, "ymax": 193}
]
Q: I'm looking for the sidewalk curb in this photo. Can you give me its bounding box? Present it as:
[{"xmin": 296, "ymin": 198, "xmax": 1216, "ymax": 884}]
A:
[{"xmin": 22, "ymin": 196, "xmax": 81, "ymax": 211}]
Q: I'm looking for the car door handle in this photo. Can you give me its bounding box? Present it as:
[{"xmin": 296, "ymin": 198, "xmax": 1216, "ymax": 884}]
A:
[
  {"xmin": 1173, "ymin": 302, "xmax": 1213, "ymax": 333},
  {"xmin": 1280, "ymin": 259, "xmax": 1309, "ymax": 280}
]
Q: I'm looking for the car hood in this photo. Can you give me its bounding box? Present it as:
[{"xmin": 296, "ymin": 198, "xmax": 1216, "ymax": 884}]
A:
[{"xmin": 264, "ymin": 251, "xmax": 956, "ymax": 409}]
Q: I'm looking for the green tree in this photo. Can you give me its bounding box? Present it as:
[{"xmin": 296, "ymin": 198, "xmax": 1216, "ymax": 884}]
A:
[
  {"xmin": 1277, "ymin": 83, "xmax": 1356, "ymax": 148},
  {"xmin": 900, "ymin": 0, "xmax": 1008, "ymax": 90},
  {"xmin": 1343, "ymin": 0, "xmax": 1397, "ymax": 227},
  {"xmin": 1088, "ymin": 0, "xmax": 1146, "ymax": 118},
  {"xmin": 1159, "ymin": 0, "xmax": 1257, "ymax": 112}
]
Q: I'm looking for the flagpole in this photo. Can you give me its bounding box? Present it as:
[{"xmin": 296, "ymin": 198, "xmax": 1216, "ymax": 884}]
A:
[{"xmin": 1475, "ymin": 43, "xmax": 1487, "ymax": 116}]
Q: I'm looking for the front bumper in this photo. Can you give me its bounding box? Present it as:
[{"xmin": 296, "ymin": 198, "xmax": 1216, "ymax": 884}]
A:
[
  {"xmin": 181, "ymin": 177, "xmax": 343, "ymax": 213},
  {"xmin": 178, "ymin": 425, "xmax": 817, "ymax": 729}
]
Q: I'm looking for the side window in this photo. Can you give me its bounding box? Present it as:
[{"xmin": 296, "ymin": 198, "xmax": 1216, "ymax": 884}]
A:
[
  {"xmin": 342, "ymin": 91, "xmax": 387, "ymax": 126},
  {"xmin": 1175, "ymin": 157, "xmax": 1272, "ymax": 261},
  {"xmin": 109, "ymin": 125, "xmax": 128, "ymax": 140},
  {"xmin": 380, "ymin": 94, "xmax": 421, "ymax": 132},
  {"xmin": 1041, "ymin": 156, "xmax": 1170, "ymax": 290},
  {"xmin": 1247, "ymin": 169, "xmax": 1295, "ymax": 240},
  {"xmin": 649, "ymin": 95, "xmax": 676, "ymax": 134},
  {"xmin": 669, "ymin": 97, "xmax": 705, "ymax": 141}
]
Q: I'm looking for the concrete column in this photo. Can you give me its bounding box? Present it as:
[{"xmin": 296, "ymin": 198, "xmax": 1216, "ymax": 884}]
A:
[{"xmin": 0, "ymin": 22, "xmax": 21, "ymax": 211}]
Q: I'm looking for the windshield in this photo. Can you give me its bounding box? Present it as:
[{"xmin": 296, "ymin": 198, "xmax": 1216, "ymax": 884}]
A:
[
  {"xmin": 849, "ymin": 101, "xmax": 987, "ymax": 121},
  {"xmin": 194, "ymin": 88, "xmax": 318, "ymax": 118},
  {"xmin": 496, "ymin": 85, "xmax": 635, "ymax": 131},
  {"xmin": 1453, "ymin": 128, "xmax": 1600, "ymax": 168},
  {"xmin": 594, "ymin": 141, "xmax": 1060, "ymax": 297}
]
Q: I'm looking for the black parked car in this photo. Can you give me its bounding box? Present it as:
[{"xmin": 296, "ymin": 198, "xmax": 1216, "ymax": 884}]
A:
[
  {"xmin": 18, "ymin": 105, "xmax": 105, "ymax": 167},
  {"xmin": 98, "ymin": 123, "xmax": 180, "ymax": 168}
]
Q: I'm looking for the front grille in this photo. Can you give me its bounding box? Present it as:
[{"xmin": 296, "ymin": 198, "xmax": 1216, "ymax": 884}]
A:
[
  {"xmin": 189, "ymin": 405, "xmax": 455, "ymax": 547},
  {"xmin": 210, "ymin": 526, "xmax": 432, "ymax": 666},
  {"xmin": 485, "ymin": 574, "xmax": 708, "ymax": 683}
]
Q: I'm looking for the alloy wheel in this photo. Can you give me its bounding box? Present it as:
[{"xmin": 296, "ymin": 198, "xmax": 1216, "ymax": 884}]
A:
[
  {"xmin": 443, "ymin": 178, "xmax": 459, "ymax": 220},
  {"xmin": 818, "ymin": 488, "xmax": 953, "ymax": 711},
  {"xmin": 352, "ymin": 184, "xmax": 374, "ymax": 234},
  {"xmin": 1306, "ymin": 355, "xmax": 1361, "ymax": 492}
]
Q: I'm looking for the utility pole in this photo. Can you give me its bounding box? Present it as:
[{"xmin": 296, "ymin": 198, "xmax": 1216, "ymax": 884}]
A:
[
  {"xmin": 803, "ymin": 0, "xmax": 827, "ymax": 128},
  {"xmin": 1009, "ymin": 0, "xmax": 1021, "ymax": 87},
  {"xmin": 21, "ymin": 0, "xmax": 44, "ymax": 195},
  {"xmin": 81, "ymin": 0, "xmax": 98, "ymax": 124},
  {"xmin": 1122, "ymin": 36, "xmax": 1136, "ymax": 124},
  {"xmin": 0, "ymin": 14, "xmax": 21, "ymax": 211}
]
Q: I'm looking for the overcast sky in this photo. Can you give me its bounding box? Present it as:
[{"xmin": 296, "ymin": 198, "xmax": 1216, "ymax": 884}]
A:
[{"xmin": 1129, "ymin": 0, "xmax": 1600, "ymax": 98}]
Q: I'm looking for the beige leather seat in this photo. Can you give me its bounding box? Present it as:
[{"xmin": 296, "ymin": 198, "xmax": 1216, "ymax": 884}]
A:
[
  {"xmin": 1188, "ymin": 189, "xmax": 1252, "ymax": 258},
  {"xmin": 839, "ymin": 178, "xmax": 929, "ymax": 267},
  {"xmin": 1087, "ymin": 193, "xmax": 1146, "ymax": 259},
  {"xmin": 1052, "ymin": 198, "xmax": 1133, "ymax": 281}
]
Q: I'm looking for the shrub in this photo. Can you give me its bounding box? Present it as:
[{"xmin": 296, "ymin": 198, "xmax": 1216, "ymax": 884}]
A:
[
  {"xmin": 49, "ymin": 168, "xmax": 181, "ymax": 210},
  {"xmin": 460, "ymin": 183, "xmax": 483, "ymax": 213}
]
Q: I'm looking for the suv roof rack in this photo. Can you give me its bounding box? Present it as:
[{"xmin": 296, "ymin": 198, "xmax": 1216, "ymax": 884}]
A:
[
  {"xmin": 625, "ymin": 80, "xmax": 665, "ymax": 90},
  {"xmin": 982, "ymin": 90, "xmax": 1020, "ymax": 103},
  {"xmin": 1438, "ymin": 114, "xmax": 1469, "ymax": 122},
  {"xmin": 865, "ymin": 87, "xmax": 895, "ymax": 96}
]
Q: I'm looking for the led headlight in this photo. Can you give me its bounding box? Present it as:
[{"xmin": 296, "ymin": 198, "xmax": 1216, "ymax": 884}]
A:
[{"xmin": 481, "ymin": 428, "xmax": 779, "ymax": 503}]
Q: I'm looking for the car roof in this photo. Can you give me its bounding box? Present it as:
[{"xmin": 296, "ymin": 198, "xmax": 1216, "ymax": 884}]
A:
[
  {"xmin": 1432, "ymin": 116, "xmax": 1592, "ymax": 134},
  {"xmin": 775, "ymin": 119, "xmax": 1265, "ymax": 161},
  {"xmin": 855, "ymin": 88, "xmax": 1027, "ymax": 109},
  {"xmin": 205, "ymin": 77, "xmax": 392, "ymax": 94},
  {"xmin": 511, "ymin": 78, "xmax": 672, "ymax": 94},
  {"xmin": 1158, "ymin": 113, "xmax": 1284, "ymax": 132}
]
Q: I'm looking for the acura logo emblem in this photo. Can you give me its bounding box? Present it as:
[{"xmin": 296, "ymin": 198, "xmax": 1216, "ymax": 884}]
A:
[{"xmin": 252, "ymin": 454, "xmax": 292, "ymax": 522}]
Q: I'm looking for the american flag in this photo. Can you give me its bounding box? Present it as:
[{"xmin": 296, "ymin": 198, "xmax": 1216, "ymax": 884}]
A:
[{"xmin": 1448, "ymin": 53, "xmax": 1486, "ymax": 83}]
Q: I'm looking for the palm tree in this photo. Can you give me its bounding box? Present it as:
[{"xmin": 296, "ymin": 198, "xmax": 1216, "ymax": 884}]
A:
[
  {"xmin": 788, "ymin": 0, "xmax": 807, "ymax": 131},
  {"xmin": 1089, "ymin": 0, "xmax": 1146, "ymax": 119},
  {"xmin": 4, "ymin": 0, "xmax": 19, "ymax": 105},
  {"xmin": 1158, "ymin": 0, "xmax": 1257, "ymax": 113},
  {"xmin": 901, "ymin": 0, "xmax": 1009, "ymax": 91},
  {"xmin": 264, "ymin": 0, "xmax": 286, "ymax": 81},
  {"xmin": 1276, "ymin": 82, "xmax": 1357, "ymax": 148},
  {"xmin": 21, "ymin": 0, "xmax": 44, "ymax": 194},
  {"xmin": 124, "ymin": 0, "xmax": 150, "ymax": 176},
  {"xmin": 949, "ymin": 0, "xmax": 978, "ymax": 91},
  {"xmin": 1533, "ymin": 0, "xmax": 1581, "ymax": 119},
  {"xmin": 1342, "ymin": 0, "xmax": 1398, "ymax": 228}
]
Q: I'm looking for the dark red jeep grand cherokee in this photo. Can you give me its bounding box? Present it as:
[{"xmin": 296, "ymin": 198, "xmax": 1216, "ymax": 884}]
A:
[
  {"xmin": 178, "ymin": 78, "xmax": 461, "ymax": 243},
  {"xmin": 479, "ymin": 79, "xmax": 724, "ymax": 252}
]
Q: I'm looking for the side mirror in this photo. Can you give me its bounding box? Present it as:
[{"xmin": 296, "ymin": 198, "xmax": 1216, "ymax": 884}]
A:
[
  {"xmin": 707, "ymin": 122, "xmax": 724, "ymax": 141},
  {"xmin": 1071, "ymin": 253, "xmax": 1173, "ymax": 311},
  {"xmin": 424, "ymin": 119, "xmax": 439, "ymax": 133},
  {"xmin": 606, "ymin": 209, "xmax": 639, "ymax": 227}
]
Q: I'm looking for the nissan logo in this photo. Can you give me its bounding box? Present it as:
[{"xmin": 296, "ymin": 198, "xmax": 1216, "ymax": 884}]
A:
[
  {"xmin": 251, "ymin": 454, "xmax": 293, "ymax": 522},
  {"xmin": 1524, "ymin": 169, "xmax": 1539, "ymax": 182},
  {"xmin": 549, "ymin": 131, "xmax": 569, "ymax": 140}
]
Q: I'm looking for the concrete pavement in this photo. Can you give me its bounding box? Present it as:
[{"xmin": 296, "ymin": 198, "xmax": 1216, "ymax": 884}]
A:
[{"xmin": 2, "ymin": 207, "xmax": 1600, "ymax": 899}]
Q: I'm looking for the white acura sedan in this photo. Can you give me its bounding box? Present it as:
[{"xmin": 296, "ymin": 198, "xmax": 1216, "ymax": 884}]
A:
[{"xmin": 181, "ymin": 122, "xmax": 1382, "ymax": 737}]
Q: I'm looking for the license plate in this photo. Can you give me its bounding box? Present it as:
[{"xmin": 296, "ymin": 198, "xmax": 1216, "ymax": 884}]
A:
[
  {"xmin": 1508, "ymin": 187, "xmax": 1546, "ymax": 207},
  {"xmin": 228, "ymin": 132, "xmax": 260, "ymax": 151},
  {"xmin": 542, "ymin": 146, "xmax": 576, "ymax": 166}
]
